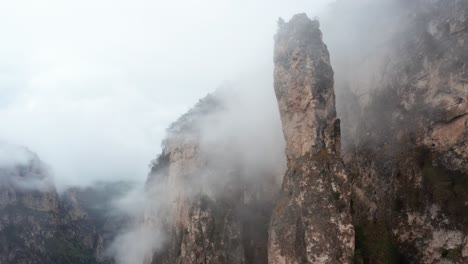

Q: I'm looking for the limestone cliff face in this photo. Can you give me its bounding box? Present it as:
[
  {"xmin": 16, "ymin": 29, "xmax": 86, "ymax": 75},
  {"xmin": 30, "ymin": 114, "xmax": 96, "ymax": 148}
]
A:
[
  {"xmin": 0, "ymin": 143, "xmax": 122, "ymax": 264},
  {"xmin": 0, "ymin": 145, "xmax": 60, "ymax": 264},
  {"xmin": 323, "ymin": 0, "xmax": 468, "ymax": 262},
  {"xmin": 148, "ymin": 94, "xmax": 281, "ymax": 264},
  {"xmin": 268, "ymin": 14, "xmax": 354, "ymax": 264}
]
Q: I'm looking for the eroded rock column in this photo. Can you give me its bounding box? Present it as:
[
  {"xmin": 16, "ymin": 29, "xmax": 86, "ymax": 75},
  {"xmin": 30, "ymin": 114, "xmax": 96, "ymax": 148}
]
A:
[{"xmin": 268, "ymin": 14, "xmax": 354, "ymax": 264}]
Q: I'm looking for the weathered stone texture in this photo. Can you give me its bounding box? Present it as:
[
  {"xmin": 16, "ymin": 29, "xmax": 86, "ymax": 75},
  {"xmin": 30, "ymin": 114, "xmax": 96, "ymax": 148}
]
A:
[{"xmin": 268, "ymin": 14, "xmax": 354, "ymax": 264}]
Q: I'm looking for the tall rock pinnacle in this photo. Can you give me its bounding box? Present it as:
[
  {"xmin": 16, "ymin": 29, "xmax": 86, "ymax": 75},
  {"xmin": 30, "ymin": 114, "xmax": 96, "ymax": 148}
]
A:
[{"xmin": 268, "ymin": 14, "xmax": 354, "ymax": 263}]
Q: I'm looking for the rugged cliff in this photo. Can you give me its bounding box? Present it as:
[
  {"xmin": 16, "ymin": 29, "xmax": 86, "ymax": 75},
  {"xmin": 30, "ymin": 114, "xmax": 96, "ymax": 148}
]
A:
[
  {"xmin": 0, "ymin": 143, "xmax": 130, "ymax": 264},
  {"xmin": 0, "ymin": 144, "xmax": 61, "ymax": 263},
  {"xmin": 3, "ymin": 1, "xmax": 466, "ymax": 263},
  {"xmin": 148, "ymin": 93, "xmax": 283, "ymax": 264},
  {"xmin": 147, "ymin": 15, "xmax": 356, "ymax": 264},
  {"xmin": 322, "ymin": 0, "xmax": 468, "ymax": 263},
  {"xmin": 145, "ymin": 2, "xmax": 467, "ymax": 262},
  {"xmin": 268, "ymin": 14, "xmax": 354, "ymax": 264}
]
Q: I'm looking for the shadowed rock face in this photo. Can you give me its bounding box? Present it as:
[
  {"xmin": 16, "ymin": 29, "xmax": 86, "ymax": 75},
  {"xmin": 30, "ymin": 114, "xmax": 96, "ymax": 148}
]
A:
[
  {"xmin": 268, "ymin": 14, "xmax": 354, "ymax": 264},
  {"xmin": 0, "ymin": 146, "xmax": 60, "ymax": 264},
  {"xmin": 323, "ymin": 0, "xmax": 467, "ymax": 262}
]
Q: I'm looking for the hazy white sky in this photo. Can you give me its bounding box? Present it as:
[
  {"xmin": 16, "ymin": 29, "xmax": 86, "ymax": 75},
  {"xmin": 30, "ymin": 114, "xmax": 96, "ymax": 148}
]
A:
[{"xmin": 0, "ymin": 0, "xmax": 333, "ymax": 189}]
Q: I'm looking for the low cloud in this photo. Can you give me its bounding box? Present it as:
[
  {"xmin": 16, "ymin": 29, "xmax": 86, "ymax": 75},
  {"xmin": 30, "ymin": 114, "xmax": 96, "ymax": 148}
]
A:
[{"xmin": 0, "ymin": 0, "xmax": 334, "ymax": 190}]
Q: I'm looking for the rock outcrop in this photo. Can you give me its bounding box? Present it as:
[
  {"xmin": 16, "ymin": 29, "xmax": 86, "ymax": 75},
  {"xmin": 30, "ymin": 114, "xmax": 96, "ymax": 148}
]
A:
[{"xmin": 268, "ymin": 14, "xmax": 354, "ymax": 264}]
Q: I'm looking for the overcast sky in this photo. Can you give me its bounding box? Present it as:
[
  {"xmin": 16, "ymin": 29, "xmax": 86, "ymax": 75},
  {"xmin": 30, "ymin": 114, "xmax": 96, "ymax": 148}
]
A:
[{"xmin": 0, "ymin": 0, "xmax": 333, "ymax": 189}]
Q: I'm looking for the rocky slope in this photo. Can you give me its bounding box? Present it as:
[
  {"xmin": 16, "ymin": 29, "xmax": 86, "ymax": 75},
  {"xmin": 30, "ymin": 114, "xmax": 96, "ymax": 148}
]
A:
[{"xmin": 268, "ymin": 14, "xmax": 354, "ymax": 264}]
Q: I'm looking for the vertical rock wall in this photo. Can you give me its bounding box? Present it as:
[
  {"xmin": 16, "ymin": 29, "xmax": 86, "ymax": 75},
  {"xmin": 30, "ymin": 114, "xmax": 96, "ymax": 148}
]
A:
[
  {"xmin": 323, "ymin": 0, "xmax": 468, "ymax": 262},
  {"xmin": 268, "ymin": 14, "xmax": 354, "ymax": 264},
  {"xmin": 149, "ymin": 94, "xmax": 279, "ymax": 264}
]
